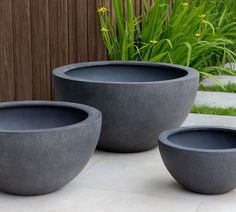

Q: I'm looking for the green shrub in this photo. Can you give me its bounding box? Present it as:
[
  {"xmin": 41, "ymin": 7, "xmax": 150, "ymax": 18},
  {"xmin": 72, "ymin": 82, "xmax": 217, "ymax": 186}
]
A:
[{"xmin": 98, "ymin": 0, "xmax": 236, "ymax": 81}]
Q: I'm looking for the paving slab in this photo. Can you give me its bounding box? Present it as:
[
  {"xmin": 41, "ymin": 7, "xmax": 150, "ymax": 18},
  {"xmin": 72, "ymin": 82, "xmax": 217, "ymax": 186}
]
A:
[
  {"xmin": 74, "ymin": 143, "xmax": 236, "ymax": 212},
  {"xmin": 201, "ymin": 63, "xmax": 236, "ymax": 86},
  {"xmin": 224, "ymin": 63, "xmax": 236, "ymax": 71},
  {"xmin": 201, "ymin": 75, "xmax": 236, "ymax": 86},
  {"xmin": 35, "ymin": 175, "xmax": 200, "ymax": 212},
  {"xmin": 183, "ymin": 113, "xmax": 236, "ymax": 127},
  {"xmin": 195, "ymin": 91, "xmax": 236, "ymax": 107}
]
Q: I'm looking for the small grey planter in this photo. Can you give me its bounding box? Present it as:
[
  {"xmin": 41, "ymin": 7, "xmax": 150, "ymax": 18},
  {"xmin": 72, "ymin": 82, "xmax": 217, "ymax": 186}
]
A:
[
  {"xmin": 159, "ymin": 126, "xmax": 236, "ymax": 194},
  {"xmin": 53, "ymin": 61, "xmax": 199, "ymax": 152},
  {"xmin": 0, "ymin": 101, "xmax": 102, "ymax": 196}
]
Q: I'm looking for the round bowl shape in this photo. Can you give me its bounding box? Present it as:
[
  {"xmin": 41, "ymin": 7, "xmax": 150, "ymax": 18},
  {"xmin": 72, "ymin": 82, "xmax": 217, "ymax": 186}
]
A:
[
  {"xmin": 159, "ymin": 126, "xmax": 236, "ymax": 194},
  {"xmin": 0, "ymin": 101, "xmax": 102, "ymax": 196},
  {"xmin": 53, "ymin": 61, "xmax": 199, "ymax": 153}
]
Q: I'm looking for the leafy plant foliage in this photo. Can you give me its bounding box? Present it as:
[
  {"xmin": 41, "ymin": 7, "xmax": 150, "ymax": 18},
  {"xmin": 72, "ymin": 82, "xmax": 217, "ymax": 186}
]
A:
[{"xmin": 98, "ymin": 0, "xmax": 236, "ymax": 80}]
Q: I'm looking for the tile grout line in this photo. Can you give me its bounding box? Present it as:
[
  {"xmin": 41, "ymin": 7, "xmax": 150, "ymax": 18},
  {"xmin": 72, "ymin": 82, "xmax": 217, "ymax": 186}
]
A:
[
  {"xmin": 31, "ymin": 154, "xmax": 111, "ymax": 212},
  {"xmin": 193, "ymin": 201, "xmax": 205, "ymax": 212},
  {"xmin": 29, "ymin": 186, "xmax": 204, "ymax": 212},
  {"xmin": 77, "ymin": 184, "xmax": 203, "ymax": 203},
  {"xmin": 79, "ymin": 153, "xmax": 110, "ymax": 177}
]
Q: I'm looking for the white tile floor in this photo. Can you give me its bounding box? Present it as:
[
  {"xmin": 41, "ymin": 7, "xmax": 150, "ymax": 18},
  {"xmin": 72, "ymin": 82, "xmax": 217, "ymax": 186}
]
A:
[{"xmin": 1, "ymin": 114, "xmax": 236, "ymax": 212}]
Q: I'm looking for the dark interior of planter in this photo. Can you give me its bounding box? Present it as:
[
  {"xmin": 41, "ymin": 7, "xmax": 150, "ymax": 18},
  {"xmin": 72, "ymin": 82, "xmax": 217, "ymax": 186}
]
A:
[
  {"xmin": 0, "ymin": 106, "xmax": 88, "ymax": 130},
  {"xmin": 66, "ymin": 64, "xmax": 188, "ymax": 82},
  {"xmin": 168, "ymin": 130, "xmax": 236, "ymax": 150}
]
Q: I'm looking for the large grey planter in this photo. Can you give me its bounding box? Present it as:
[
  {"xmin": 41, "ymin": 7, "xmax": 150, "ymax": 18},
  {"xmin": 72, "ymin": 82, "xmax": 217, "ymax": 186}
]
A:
[
  {"xmin": 0, "ymin": 101, "xmax": 102, "ymax": 196},
  {"xmin": 53, "ymin": 61, "xmax": 199, "ymax": 152},
  {"xmin": 159, "ymin": 126, "xmax": 236, "ymax": 194}
]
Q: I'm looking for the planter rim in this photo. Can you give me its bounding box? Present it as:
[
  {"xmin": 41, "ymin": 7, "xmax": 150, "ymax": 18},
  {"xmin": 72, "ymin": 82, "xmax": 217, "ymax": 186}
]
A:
[
  {"xmin": 53, "ymin": 61, "xmax": 199, "ymax": 85},
  {"xmin": 159, "ymin": 126, "xmax": 236, "ymax": 153},
  {"xmin": 0, "ymin": 101, "xmax": 101, "ymax": 134}
]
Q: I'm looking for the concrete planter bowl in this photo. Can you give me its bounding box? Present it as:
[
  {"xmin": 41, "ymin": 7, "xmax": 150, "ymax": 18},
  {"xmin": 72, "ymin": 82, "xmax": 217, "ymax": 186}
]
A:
[
  {"xmin": 0, "ymin": 101, "xmax": 102, "ymax": 196},
  {"xmin": 53, "ymin": 61, "xmax": 199, "ymax": 153},
  {"xmin": 159, "ymin": 126, "xmax": 236, "ymax": 194}
]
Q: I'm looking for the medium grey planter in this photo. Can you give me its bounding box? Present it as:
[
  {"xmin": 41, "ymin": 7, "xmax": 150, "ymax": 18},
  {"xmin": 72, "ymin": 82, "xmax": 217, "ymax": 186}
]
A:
[
  {"xmin": 53, "ymin": 61, "xmax": 199, "ymax": 152},
  {"xmin": 0, "ymin": 101, "xmax": 102, "ymax": 196},
  {"xmin": 159, "ymin": 126, "xmax": 236, "ymax": 194}
]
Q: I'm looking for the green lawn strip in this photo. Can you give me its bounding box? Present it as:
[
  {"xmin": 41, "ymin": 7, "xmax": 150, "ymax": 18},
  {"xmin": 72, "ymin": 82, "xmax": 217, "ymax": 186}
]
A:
[
  {"xmin": 199, "ymin": 83, "xmax": 236, "ymax": 93},
  {"xmin": 191, "ymin": 105, "xmax": 236, "ymax": 116}
]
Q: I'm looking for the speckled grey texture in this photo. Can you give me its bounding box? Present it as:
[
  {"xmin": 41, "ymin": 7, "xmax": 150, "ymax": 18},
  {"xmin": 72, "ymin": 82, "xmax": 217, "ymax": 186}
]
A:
[
  {"xmin": 159, "ymin": 126, "xmax": 236, "ymax": 194},
  {"xmin": 53, "ymin": 61, "xmax": 199, "ymax": 152},
  {"xmin": 0, "ymin": 101, "xmax": 102, "ymax": 196}
]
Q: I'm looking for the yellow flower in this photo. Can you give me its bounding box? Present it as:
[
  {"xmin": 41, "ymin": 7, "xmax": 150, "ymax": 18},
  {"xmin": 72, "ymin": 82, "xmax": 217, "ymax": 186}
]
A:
[
  {"xmin": 150, "ymin": 40, "xmax": 158, "ymax": 45},
  {"xmin": 97, "ymin": 7, "xmax": 108, "ymax": 14},
  {"xmin": 181, "ymin": 2, "xmax": 189, "ymax": 7},
  {"xmin": 101, "ymin": 27, "xmax": 108, "ymax": 32},
  {"xmin": 199, "ymin": 14, "xmax": 206, "ymax": 19},
  {"xmin": 195, "ymin": 32, "xmax": 201, "ymax": 38},
  {"xmin": 199, "ymin": 14, "xmax": 206, "ymax": 20}
]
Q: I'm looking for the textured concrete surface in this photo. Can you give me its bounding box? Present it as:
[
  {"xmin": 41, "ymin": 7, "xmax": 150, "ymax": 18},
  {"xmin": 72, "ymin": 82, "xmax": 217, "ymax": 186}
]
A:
[
  {"xmin": 195, "ymin": 91, "xmax": 236, "ymax": 108},
  {"xmin": 0, "ymin": 113, "xmax": 236, "ymax": 211}
]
